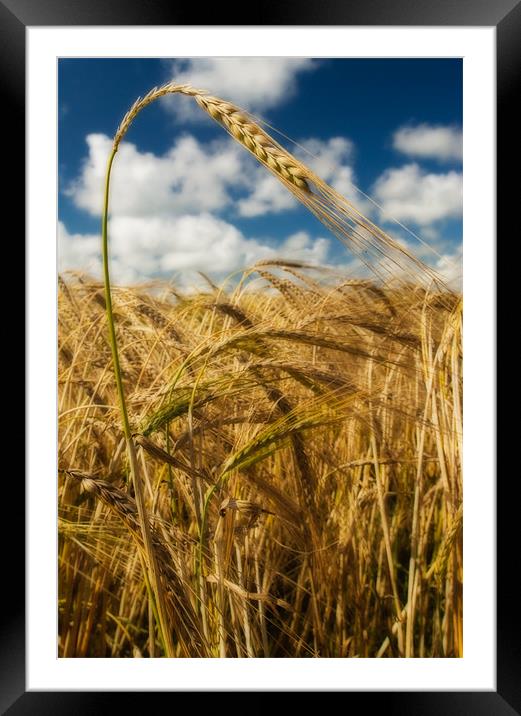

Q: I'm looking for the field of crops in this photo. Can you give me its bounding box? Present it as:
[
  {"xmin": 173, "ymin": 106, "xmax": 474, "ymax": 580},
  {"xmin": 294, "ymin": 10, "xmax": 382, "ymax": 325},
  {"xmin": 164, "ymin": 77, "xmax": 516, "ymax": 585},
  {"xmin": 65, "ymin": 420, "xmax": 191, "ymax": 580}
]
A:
[{"xmin": 58, "ymin": 263, "xmax": 462, "ymax": 658}]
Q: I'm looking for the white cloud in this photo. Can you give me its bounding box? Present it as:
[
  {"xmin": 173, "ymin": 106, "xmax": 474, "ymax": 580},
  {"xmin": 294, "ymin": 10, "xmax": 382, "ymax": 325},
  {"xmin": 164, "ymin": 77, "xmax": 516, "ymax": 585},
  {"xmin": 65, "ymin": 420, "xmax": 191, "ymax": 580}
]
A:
[
  {"xmin": 237, "ymin": 173, "xmax": 299, "ymax": 217},
  {"xmin": 165, "ymin": 58, "xmax": 316, "ymax": 120},
  {"xmin": 62, "ymin": 133, "xmax": 437, "ymax": 285},
  {"xmin": 61, "ymin": 130, "xmax": 338, "ymax": 284},
  {"xmin": 67, "ymin": 129, "xmax": 369, "ymax": 226},
  {"xmin": 62, "ymin": 121, "xmax": 462, "ymax": 287},
  {"xmin": 60, "ymin": 172, "xmax": 460, "ymax": 290},
  {"xmin": 373, "ymin": 163, "xmax": 462, "ymax": 226},
  {"xmin": 58, "ymin": 221, "xmax": 102, "ymax": 277},
  {"xmin": 278, "ymin": 231, "xmax": 330, "ymax": 265},
  {"xmin": 393, "ymin": 123, "xmax": 462, "ymax": 162},
  {"xmin": 66, "ymin": 133, "xmax": 246, "ymax": 218},
  {"xmin": 58, "ymin": 215, "xmax": 331, "ymax": 287}
]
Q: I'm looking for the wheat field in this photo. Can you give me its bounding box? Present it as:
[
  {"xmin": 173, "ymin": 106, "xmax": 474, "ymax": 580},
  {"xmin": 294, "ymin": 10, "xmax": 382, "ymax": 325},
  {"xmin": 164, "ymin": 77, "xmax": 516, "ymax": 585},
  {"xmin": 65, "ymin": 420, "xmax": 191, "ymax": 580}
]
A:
[{"xmin": 58, "ymin": 82, "xmax": 462, "ymax": 658}]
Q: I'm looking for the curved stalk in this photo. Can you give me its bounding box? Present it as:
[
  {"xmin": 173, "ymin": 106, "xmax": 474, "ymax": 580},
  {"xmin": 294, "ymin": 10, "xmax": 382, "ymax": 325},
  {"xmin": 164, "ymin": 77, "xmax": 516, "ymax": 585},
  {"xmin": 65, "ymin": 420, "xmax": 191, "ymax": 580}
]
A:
[{"xmin": 100, "ymin": 81, "xmax": 442, "ymax": 658}]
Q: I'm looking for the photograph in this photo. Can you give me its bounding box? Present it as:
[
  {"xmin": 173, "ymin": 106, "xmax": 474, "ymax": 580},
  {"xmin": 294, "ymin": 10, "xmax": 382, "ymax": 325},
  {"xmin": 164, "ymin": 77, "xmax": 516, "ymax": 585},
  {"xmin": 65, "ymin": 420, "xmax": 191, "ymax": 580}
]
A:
[{"xmin": 57, "ymin": 56, "xmax": 463, "ymax": 659}]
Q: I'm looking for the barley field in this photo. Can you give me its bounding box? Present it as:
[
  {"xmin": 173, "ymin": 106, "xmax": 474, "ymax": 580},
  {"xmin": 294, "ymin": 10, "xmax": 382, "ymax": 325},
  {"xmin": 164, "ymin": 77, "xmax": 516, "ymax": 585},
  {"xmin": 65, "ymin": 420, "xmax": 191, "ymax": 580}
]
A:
[
  {"xmin": 58, "ymin": 82, "xmax": 462, "ymax": 658},
  {"xmin": 58, "ymin": 264, "xmax": 462, "ymax": 658}
]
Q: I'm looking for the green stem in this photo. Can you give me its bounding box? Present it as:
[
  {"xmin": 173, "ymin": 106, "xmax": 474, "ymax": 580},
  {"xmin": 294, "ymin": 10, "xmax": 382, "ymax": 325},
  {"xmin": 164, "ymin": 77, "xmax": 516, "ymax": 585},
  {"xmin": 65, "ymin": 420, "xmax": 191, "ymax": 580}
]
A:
[{"xmin": 101, "ymin": 148, "xmax": 132, "ymax": 440}]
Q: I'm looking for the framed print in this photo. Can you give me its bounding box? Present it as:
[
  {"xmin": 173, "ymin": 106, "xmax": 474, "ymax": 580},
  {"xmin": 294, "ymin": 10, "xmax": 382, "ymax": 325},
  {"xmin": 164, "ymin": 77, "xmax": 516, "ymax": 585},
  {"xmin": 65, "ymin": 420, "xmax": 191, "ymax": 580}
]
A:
[{"xmin": 9, "ymin": 0, "xmax": 513, "ymax": 711}]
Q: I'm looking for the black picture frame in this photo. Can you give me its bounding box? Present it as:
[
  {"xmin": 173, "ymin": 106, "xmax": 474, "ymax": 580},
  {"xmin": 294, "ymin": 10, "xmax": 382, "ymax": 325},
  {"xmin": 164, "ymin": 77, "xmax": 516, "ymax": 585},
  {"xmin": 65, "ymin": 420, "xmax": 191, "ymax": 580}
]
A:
[{"xmin": 9, "ymin": 1, "xmax": 510, "ymax": 712}]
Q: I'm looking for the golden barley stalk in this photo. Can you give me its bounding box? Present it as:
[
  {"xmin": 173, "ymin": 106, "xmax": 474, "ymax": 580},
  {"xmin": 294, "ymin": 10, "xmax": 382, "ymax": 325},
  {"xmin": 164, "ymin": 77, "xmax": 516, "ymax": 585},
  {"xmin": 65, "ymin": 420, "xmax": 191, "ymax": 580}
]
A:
[
  {"xmin": 114, "ymin": 83, "xmax": 309, "ymax": 192},
  {"xmin": 112, "ymin": 82, "xmax": 444, "ymax": 288}
]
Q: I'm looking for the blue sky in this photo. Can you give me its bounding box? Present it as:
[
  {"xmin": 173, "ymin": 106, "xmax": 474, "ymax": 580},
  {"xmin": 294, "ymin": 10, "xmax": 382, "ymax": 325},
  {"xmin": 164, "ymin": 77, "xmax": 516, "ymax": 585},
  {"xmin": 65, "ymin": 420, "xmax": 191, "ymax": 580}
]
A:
[{"xmin": 58, "ymin": 58, "xmax": 462, "ymax": 287}]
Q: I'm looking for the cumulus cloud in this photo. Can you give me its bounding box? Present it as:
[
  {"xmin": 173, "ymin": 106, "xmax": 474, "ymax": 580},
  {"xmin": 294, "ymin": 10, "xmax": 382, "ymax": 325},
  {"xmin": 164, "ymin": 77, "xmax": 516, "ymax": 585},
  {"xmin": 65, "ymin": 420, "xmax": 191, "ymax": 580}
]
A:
[
  {"xmin": 58, "ymin": 215, "xmax": 331, "ymax": 287},
  {"xmin": 236, "ymin": 173, "xmax": 299, "ymax": 217},
  {"xmin": 277, "ymin": 231, "xmax": 330, "ymax": 264},
  {"xmin": 58, "ymin": 221, "xmax": 102, "ymax": 277},
  {"xmin": 61, "ymin": 130, "xmax": 339, "ymax": 283},
  {"xmin": 67, "ymin": 129, "xmax": 368, "ymax": 225},
  {"xmin": 62, "ymin": 116, "xmax": 462, "ymax": 287},
  {"xmin": 393, "ymin": 123, "xmax": 463, "ymax": 162},
  {"xmin": 165, "ymin": 58, "xmax": 316, "ymax": 120},
  {"xmin": 373, "ymin": 163, "xmax": 462, "ymax": 226},
  {"xmin": 66, "ymin": 133, "xmax": 246, "ymax": 218}
]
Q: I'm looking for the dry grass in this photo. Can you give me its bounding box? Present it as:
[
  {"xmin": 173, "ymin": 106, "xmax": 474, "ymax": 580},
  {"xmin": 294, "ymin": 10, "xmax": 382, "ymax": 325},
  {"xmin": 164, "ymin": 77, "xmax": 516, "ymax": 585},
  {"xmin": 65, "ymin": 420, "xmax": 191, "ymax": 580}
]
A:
[{"xmin": 58, "ymin": 263, "xmax": 462, "ymax": 657}]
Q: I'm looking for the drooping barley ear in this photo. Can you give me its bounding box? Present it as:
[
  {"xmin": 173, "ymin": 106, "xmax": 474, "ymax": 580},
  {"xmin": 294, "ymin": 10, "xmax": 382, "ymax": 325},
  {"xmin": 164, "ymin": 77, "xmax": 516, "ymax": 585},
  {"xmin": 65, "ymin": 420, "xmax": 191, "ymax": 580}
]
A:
[
  {"xmin": 113, "ymin": 84, "xmax": 310, "ymax": 192},
  {"xmin": 193, "ymin": 94, "xmax": 310, "ymax": 191},
  {"xmin": 112, "ymin": 81, "xmax": 444, "ymax": 288}
]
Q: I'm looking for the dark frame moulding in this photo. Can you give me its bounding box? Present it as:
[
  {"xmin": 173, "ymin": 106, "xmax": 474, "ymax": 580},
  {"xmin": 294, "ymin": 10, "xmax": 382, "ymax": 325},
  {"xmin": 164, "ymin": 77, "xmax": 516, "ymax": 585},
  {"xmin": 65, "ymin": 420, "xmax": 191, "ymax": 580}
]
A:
[{"xmin": 8, "ymin": 0, "xmax": 511, "ymax": 712}]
